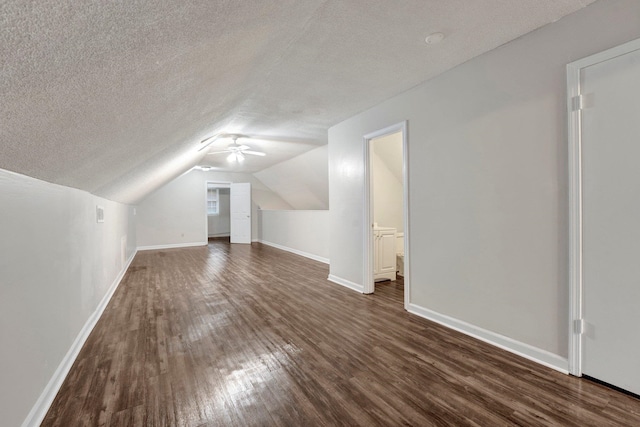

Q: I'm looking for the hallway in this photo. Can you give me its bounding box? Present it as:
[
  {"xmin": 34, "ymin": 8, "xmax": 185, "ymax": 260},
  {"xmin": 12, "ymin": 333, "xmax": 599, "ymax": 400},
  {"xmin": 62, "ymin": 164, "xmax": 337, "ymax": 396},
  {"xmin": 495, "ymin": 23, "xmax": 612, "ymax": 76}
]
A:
[{"xmin": 43, "ymin": 241, "xmax": 640, "ymax": 426}]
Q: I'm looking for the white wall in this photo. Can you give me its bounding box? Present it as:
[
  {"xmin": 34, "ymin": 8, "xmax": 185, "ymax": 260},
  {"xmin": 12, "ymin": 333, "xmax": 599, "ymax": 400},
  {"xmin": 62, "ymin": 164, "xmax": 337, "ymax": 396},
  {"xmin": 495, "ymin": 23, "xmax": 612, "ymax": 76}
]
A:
[
  {"xmin": 198, "ymin": 171, "xmax": 292, "ymax": 209},
  {"xmin": 254, "ymin": 145, "xmax": 329, "ymax": 209},
  {"xmin": 136, "ymin": 170, "xmax": 207, "ymax": 248},
  {"xmin": 258, "ymin": 210, "xmax": 329, "ymax": 263},
  {"xmin": 136, "ymin": 169, "xmax": 291, "ymax": 247},
  {"xmin": 328, "ymin": 0, "xmax": 640, "ymax": 365},
  {"xmin": 0, "ymin": 168, "xmax": 136, "ymax": 427},
  {"xmin": 372, "ymin": 133, "xmax": 403, "ymax": 232},
  {"xmin": 207, "ymin": 188, "xmax": 230, "ymax": 237}
]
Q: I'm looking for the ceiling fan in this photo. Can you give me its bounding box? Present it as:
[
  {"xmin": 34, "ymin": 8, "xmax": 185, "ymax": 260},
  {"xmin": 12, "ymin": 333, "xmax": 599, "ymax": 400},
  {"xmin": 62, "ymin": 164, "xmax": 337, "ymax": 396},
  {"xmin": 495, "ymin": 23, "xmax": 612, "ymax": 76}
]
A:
[{"xmin": 203, "ymin": 134, "xmax": 266, "ymax": 162}]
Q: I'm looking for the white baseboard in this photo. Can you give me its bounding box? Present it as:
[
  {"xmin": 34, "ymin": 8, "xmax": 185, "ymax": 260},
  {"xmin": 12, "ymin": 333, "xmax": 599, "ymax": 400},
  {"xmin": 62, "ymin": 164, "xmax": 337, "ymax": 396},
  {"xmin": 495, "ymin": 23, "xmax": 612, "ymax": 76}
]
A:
[
  {"xmin": 327, "ymin": 274, "xmax": 364, "ymax": 293},
  {"xmin": 137, "ymin": 241, "xmax": 207, "ymax": 251},
  {"xmin": 407, "ymin": 303, "xmax": 569, "ymax": 374},
  {"xmin": 259, "ymin": 240, "xmax": 329, "ymax": 264},
  {"xmin": 208, "ymin": 233, "xmax": 230, "ymax": 238},
  {"xmin": 22, "ymin": 250, "xmax": 138, "ymax": 427}
]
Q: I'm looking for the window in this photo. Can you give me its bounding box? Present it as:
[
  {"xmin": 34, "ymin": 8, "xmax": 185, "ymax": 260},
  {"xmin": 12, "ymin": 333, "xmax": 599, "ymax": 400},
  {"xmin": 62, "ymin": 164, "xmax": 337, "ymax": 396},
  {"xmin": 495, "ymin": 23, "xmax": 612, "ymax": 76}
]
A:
[{"xmin": 207, "ymin": 185, "xmax": 219, "ymax": 215}]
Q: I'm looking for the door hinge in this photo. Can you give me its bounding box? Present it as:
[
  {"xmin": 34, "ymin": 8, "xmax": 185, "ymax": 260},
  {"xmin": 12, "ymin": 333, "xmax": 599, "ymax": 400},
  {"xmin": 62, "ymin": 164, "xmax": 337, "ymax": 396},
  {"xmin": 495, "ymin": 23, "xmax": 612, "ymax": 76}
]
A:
[
  {"xmin": 571, "ymin": 93, "xmax": 594, "ymax": 111},
  {"xmin": 572, "ymin": 95, "xmax": 584, "ymax": 111},
  {"xmin": 574, "ymin": 318, "xmax": 585, "ymax": 334}
]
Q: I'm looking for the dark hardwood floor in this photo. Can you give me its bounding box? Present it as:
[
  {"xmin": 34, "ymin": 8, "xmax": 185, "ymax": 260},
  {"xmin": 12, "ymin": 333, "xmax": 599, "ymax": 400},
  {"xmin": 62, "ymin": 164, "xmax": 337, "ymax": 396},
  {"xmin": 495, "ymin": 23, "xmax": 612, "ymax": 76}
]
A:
[{"xmin": 42, "ymin": 241, "xmax": 640, "ymax": 426}]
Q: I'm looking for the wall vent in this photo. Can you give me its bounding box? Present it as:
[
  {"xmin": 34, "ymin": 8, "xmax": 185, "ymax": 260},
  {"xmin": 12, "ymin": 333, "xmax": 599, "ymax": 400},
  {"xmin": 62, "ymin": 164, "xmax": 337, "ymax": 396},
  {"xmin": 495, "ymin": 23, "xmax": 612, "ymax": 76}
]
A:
[{"xmin": 96, "ymin": 205, "xmax": 105, "ymax": 223}]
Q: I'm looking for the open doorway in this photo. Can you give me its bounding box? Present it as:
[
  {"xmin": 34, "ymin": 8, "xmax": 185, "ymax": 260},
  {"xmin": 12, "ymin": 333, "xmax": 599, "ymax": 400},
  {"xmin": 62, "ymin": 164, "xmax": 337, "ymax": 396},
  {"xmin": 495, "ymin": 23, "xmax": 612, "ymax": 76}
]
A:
[
  {"xmin": 206, "ymin": 182, "xmax": 231, "ymax": 242},
  {"xmin": 363, "ymin": 122, "xmax": 409, "ymax": 308},
  {"xmin": 205, "ymin": 181, "xmax": 252, "ymax": 244}
]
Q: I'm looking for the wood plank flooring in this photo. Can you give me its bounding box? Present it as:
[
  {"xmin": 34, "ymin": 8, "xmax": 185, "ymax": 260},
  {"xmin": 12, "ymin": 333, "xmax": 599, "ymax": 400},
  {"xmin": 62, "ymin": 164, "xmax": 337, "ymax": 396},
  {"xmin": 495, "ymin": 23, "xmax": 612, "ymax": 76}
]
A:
[{"xmin": 42, "ymin": 240, "xmax": 640, "ymax": 426}]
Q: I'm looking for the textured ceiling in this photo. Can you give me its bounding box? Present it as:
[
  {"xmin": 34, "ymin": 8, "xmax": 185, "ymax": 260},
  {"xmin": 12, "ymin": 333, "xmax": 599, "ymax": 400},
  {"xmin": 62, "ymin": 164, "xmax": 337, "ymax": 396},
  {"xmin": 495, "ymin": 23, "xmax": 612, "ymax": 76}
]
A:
[{"xmin": 0, "ymin": 0, "xmax": 596, "ymax": 204}]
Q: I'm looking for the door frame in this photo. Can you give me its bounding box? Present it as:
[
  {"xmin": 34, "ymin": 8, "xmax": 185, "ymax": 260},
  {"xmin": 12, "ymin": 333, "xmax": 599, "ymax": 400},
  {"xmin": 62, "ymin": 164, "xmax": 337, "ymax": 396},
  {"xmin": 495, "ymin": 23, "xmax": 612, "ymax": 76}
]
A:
[
  {"xmin": 567, "ymin": 37, "xmax": 640, "ymax": 377},
  {"xmin": 205, "ymin": 181, "xmax": 231, "ymax": 240},
  {"xmin": 362, "ymin": 121, "xmax": 410, "ymax": 309}
]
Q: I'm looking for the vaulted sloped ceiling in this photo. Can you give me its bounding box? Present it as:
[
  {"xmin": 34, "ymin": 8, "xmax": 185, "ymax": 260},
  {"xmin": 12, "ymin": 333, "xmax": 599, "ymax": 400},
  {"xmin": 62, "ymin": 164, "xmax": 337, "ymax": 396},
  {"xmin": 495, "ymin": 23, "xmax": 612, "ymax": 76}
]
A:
[
  {"xmin": 0, "ymin": 0, "xmax": 596, "ymax": 204},
  {"xmin": 255, "ymin": 145, "xmax": 329, "ymax": 210}
]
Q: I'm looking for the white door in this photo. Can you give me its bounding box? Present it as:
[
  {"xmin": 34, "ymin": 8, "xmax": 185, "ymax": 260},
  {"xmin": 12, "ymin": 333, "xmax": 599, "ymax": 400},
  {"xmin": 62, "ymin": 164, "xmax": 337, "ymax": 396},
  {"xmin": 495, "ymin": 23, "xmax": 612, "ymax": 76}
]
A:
[
  {"xmin": 581, "ymin": 45, "xmax": 640, "ymax": 394},
  {"xmin": 230, "ymin": 182, "xmax": 251, "ymax": 244}
]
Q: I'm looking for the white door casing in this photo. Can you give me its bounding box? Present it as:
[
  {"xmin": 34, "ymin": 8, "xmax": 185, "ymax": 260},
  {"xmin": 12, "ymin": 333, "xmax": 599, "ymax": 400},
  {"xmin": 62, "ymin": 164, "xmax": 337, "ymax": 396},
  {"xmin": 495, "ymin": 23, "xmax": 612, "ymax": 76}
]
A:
[
  {"xmin": 568, "ymin": 38, "xmax": 640, "ymax": 394},
  {"xmin": 230, "ymin": 182, "xmax": 251, "ymax": 244},
  {"xmin": 363, "ymin": 121, "xmax": 410, "ymax": 308}
]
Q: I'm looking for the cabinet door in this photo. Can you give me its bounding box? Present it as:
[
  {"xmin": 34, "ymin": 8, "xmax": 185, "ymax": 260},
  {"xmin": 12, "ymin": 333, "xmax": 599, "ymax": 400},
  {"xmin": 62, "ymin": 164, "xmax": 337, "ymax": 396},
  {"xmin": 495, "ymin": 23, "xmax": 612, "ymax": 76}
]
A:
[{"xmin": 378, "ymin": 231, "xmax": 397, "ymax": 273}]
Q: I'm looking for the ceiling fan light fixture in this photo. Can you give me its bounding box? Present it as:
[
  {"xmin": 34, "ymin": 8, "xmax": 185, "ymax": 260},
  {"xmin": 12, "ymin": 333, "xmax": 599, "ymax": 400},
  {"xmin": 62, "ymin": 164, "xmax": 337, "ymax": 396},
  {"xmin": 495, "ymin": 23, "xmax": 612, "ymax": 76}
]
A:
[
  {"xmin": 207, "ymin": 134, "xmax": 267, "ymax": 161},
  {"xmin": 227, "ymin": 152, "xmax": 246, "ymax": 163}
]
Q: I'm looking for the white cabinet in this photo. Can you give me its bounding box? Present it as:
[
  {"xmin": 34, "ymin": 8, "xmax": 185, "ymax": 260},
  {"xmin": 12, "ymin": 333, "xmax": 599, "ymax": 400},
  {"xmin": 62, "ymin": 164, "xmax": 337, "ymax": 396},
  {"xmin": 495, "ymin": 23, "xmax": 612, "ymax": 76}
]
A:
[{"xmin": 374, "ymin": 227, "xmax": 396, "ymax": 281}]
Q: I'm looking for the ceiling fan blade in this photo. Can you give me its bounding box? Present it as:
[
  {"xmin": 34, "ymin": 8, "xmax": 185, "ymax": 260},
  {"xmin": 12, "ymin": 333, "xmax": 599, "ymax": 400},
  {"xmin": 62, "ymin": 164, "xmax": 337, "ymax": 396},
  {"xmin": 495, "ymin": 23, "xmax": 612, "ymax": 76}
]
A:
[
  {"xmin": 198, "ymin": 133, "xmax": 222, "ymax": 152},
  {"xmin": 206, "ymin": 150, "xmax": 232, "ymax": 155},
  {"xmin": 243, "ymin": 135, "xmax": 310, "ymax": 144},
  {"xmin": 243, "ymin": 150, "xmax": 266, "ymax": 156}
]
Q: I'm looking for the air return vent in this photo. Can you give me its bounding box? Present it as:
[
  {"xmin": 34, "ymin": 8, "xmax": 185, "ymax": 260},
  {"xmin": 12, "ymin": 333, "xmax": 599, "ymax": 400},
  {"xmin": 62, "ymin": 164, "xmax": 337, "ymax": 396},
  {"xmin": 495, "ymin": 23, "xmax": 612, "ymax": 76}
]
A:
[{"xmin": 96, "ymin": 205, "xmax": 105, "ymax": 223}]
